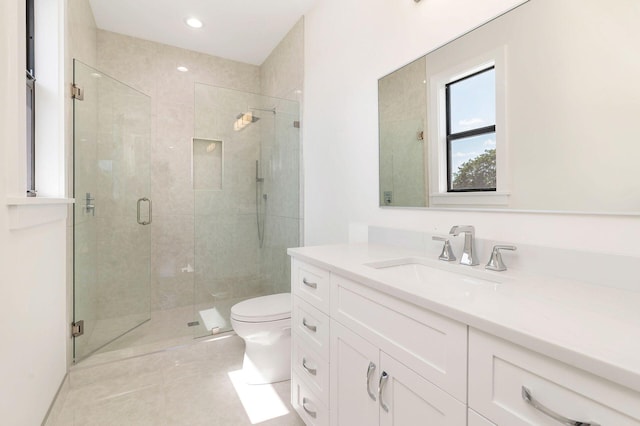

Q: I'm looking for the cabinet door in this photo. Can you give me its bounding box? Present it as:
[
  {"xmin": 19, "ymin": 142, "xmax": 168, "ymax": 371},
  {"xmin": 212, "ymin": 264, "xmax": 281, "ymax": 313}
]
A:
[
  {"xmin": 468, "ymin": 409, "xmax": 497, "ymax": 426},
  {"xmin": 331, "ymin": 274, "xmax": 468, "ymax": 402},
  {"xmin": 331, "ymin": 320, "xmax": 379, "ymax": 426},
  {"xmin": 379, "ymin": 352, "xmax": 466, "ymax": 426}
]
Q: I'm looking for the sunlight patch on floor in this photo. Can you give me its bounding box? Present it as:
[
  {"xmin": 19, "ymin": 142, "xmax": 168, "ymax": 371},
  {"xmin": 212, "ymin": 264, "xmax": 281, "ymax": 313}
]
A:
[{"xmin": 228, "ymin": 369, "xmax": 291, "ymax": 424}]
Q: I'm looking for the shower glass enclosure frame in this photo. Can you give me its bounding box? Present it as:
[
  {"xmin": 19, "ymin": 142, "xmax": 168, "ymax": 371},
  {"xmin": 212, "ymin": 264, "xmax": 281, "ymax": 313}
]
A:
[
  {"xmin": 72, "ymin": 70, "xmax": 301, "ymax": 360},
  {"xmin": 72, "ymin": 60, "xmax": 152, "ymax": 361}
]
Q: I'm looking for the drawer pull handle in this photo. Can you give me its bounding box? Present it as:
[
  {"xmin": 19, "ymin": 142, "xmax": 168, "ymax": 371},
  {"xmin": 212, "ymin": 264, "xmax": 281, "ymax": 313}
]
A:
[
  {"xmin": 522, "ymin": 386, "xmax": 600, "ymax": 426},
  {"xmin": 302, "ymin": 397, "xmax": 317, "ymax": 418},
  {"xmin": 366, "ymin": 362, "xmax": 377, "ymax": 401},
  {"xmin": 302, "ymin": 278, "xmax": 318, "ymax": 289},
  {"xmin": 302, "ymin": 358, "xmax": 317, "ymax": 376},
  {"xmin": 302, "ymin": 318, "xmax": 317, "ymax": 332},
  {"xmin": 378, "ymin": 371, "xmax": 389, "ymax": 412}
]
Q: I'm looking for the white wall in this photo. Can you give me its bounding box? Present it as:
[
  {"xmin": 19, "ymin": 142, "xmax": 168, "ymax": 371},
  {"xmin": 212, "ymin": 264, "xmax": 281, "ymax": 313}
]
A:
[
  {"xmin": 303, "ymin": 0, "xmax": 640, "ymax": 259},
  {"xmin": 0, "ymin": 0, "xmax": 68, "ymax": 424}
]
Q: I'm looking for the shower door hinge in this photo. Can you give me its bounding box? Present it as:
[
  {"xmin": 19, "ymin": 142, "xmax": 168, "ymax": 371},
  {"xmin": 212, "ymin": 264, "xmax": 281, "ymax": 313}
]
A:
[
  {"xmin": 71, "ymin": 320, "xmax": 84, "ymax": 337},
  {"xmin": 71, "ymin": 84, "xmax": 84, "ymax": 100}
]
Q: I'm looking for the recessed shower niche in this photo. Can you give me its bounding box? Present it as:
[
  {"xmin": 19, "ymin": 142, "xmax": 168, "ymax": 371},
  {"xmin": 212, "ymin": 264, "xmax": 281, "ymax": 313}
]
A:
[{"xmin": 192, "ymin": 138, "xmax": 223, "ymax": 191}]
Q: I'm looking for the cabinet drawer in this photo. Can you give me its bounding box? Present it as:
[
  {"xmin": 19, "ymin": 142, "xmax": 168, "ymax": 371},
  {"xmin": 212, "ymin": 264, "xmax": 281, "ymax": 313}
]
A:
[
  {"xmin": 293, "ymin": 296, "xmax": 330, "ymax": 360},
  {"xmin": 292, "ymin": 259, "xmax": 331, "ymax": 314},
  {"xmin": 469, "ymin": 328, "xmax": 640, "ymax": 426},
  {"xmin": 331, "ymin": 274, "xmax": 467, "ymax": 402},
  {"xmin": 293, "ymin": 338, "xmax": 330, "ymax": 406},
  {"xmin": 292, "ymin": 372, "xmax": 329, "ymax": 426}
]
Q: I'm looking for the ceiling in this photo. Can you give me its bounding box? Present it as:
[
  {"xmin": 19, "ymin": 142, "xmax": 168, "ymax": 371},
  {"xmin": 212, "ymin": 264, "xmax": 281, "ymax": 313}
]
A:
[{"xmin": 88, "ymin": 0, "xmax": 316, "ymax": 65}]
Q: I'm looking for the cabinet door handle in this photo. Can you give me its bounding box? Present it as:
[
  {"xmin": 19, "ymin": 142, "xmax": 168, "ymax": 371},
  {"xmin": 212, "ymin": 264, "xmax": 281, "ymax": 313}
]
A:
[
  {"xmin": 302, "ymin": 318, "xmax": 317, "ymax": 332},
  {"xmin": 302, "ymin": 397, "xmax": 317, "ymax": 418},
  {"xmin": 378, "ymin": 371, "xmax": 389, "ymax": 412},
  {"xmin": 302, "ymin": 358, "xmax": 317, "ymax": 376},
  {"xmin": 302, "ymin": 277, "xmax": 317, "ymax": 289},
  {"xmin": 366, "ymin": 362, "xmax": 377, "ymax": 401},
  {"xmin": 522, "ymin": 386, "xmax": 600, "ymax": 426}
]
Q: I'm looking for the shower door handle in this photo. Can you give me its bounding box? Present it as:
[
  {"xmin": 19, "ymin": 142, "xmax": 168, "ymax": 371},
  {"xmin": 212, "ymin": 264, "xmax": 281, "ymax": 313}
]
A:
[{"xmin": 137, "ymin": 198, "xmax": 152, "ymax": 225}]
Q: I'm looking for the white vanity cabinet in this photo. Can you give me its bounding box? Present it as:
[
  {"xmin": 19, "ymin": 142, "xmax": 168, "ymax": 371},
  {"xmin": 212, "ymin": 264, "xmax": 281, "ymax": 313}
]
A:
[
  {"xmin": 291, "ymin": 258, "xmax": 468, "ymax": 425},
  {"xmin": 330, "ymin": 274, "xmax": 468, "ymax": 403},
  {"xmin": 289, "ymin": 248, "xmax": 640, "ymax": 426},
  {"xmin": 291, "ymin": 259, "xmax": 332, "ymax": 425},
  {"xmin": 467, "ymin": 409, "xmax": 496, "ymax": 426},
  {"xmin": 331, "ymin": 319, "xmax": 466, "ymax": 425},
  {"xmin": 468, "ymin": 329, "xmax": 640, "ymax": 426}
]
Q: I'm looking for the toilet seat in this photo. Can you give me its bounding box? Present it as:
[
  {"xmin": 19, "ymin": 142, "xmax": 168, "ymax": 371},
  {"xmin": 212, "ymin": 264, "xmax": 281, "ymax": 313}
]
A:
[{"xmin": 231, "ymin": 293, "xmax": 291, "ymax": 323}]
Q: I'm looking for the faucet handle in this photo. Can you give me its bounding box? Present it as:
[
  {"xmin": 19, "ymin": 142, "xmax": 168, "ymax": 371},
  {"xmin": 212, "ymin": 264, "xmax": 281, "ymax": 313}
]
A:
[
  {"xmin": 485, "ymin": 245, "xmax": 517, "ymax": 272},
  {"xmin": 432, "ymin": 236, "xmax": 457, "ymax": 262}
]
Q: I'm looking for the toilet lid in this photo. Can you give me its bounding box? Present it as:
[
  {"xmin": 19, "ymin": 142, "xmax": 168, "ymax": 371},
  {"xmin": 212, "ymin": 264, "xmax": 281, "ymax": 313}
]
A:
[{"xmin": 231, "ymin": 293, "xmax": 291, "ymax": 322}]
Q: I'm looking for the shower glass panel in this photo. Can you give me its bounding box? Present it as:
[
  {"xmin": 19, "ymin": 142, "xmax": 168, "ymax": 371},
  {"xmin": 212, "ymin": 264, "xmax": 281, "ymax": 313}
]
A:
[
  {"xmin": 73, "ymin": 60, "xmax": 152, "ymax": 361},
  {"xmin": 193, "ymin": 84, "xmax": 300, "ymax": 337}
]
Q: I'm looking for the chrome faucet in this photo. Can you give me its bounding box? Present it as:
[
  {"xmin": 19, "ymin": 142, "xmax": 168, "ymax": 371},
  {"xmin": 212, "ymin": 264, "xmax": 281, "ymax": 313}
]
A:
[{"xmin": 449, "ymin": 225, "xmax": 479, "ymax": 266}]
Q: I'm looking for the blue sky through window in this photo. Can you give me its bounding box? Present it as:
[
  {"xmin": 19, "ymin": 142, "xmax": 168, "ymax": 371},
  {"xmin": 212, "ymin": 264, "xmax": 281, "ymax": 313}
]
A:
[{"xmin": 449, "ymin": 68, "xmax": 495, "ymax": 134}]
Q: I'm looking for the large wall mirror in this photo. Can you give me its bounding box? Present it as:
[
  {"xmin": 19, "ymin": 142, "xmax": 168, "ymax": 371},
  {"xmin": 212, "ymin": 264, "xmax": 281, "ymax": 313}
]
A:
[{"xmin": 378, "ymin": 0, "xmax": 640, "ymax": 214}]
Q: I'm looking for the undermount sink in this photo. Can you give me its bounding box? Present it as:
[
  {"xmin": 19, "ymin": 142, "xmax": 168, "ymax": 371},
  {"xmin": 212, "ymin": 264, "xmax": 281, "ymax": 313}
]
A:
[{"xmin": 364, "ymin": 256, "xmax": 504, "ymax": 287}]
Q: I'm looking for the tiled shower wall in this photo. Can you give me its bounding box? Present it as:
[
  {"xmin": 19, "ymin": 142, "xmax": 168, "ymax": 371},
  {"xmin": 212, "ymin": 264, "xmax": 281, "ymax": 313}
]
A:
[
  {"xmin": 96, "ymin": 30, "xmax": 261, "ymax": 314},
  {"xmin": 378, "ymin": 56, "xmax": 427, "ymax": 207},
  {"xmin": 93, "ymin": 19, "xmax": 305, "ymax": 316},
  {"xmin": 193, "ymin": 86, "xmax": 269, "ymax": 304}
]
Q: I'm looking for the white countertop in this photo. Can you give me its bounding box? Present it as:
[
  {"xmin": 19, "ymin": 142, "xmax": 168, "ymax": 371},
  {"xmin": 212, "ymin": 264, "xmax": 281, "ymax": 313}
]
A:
[{"xmin": 288, "ymin": 243, "xmax": 640, "ymax": 393}]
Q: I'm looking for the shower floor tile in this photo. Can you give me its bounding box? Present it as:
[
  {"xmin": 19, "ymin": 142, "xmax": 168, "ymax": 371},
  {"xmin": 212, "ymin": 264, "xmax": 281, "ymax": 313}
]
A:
[
  {"xmin": 55, "ymin": 335, "xmax": 303, "ymax": 426},
  {"xmin": 80, "ymin": 298, "xmax": 250, "ymax": 366}
]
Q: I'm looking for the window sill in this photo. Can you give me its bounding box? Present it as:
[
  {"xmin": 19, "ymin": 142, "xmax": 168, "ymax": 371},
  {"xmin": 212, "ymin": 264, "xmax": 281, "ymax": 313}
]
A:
[
  {"xmin": 430, "ymin": 191, "xmax": 510, "ymax": 207},
  {"xmin": 6, "ymin": 197, "xmax": 74, "ymax": 230}
]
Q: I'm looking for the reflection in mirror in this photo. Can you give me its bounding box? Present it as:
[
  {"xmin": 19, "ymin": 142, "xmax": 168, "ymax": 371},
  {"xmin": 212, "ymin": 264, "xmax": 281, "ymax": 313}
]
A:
[
  {"xmin": 378, "ymin": 57, "xmax": 427, "ymax": 207},
  {"xmin": 378, "ymin": 0, "xmax": 640, "ymax": 214}
]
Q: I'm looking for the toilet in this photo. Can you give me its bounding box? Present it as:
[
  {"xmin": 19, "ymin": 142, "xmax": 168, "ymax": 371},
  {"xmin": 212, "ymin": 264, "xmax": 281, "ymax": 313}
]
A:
[{"xmin": 230, "ymin": 292, "xmax": 292, "ymax": 384}]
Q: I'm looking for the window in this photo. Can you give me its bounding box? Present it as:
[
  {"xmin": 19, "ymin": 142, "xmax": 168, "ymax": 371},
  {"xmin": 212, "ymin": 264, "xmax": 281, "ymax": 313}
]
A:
[
  {"xmin": 446, "ymin": 66, "xmax": 496, "ymax": 192},
  {"xmin": 26, "ymin": 0, "xmax": 36, "ymax": 196},
  {"xmin": 427, "ymin": 47, "xmax": 509, "ymax": 206}
]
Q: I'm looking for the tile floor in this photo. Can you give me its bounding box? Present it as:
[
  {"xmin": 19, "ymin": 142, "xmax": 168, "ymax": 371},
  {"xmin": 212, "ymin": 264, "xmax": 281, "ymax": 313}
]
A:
[
  {"xmin": 52, "ymin": 334, "xmax": 304, "ymax": 426},
  {"xmin": 80, "ymin": 298, "xmax": 247, "ymax": 362}
]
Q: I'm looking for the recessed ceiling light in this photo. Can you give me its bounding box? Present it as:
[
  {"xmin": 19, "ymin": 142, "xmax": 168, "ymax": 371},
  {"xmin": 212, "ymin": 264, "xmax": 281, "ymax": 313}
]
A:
[
  {"xmin": 177, "ymin": 66, "xmax": 189, "ymax": 72},
  {"xmin": 185, "ymin": 17, "xmax": 203, "ymax": 29}
]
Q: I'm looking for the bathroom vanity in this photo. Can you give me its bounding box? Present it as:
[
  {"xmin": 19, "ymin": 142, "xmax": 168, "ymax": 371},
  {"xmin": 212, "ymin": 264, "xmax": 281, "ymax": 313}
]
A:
[{"xmin": 288, "ymin": 244, "xmax": 640, "ymax": 426}]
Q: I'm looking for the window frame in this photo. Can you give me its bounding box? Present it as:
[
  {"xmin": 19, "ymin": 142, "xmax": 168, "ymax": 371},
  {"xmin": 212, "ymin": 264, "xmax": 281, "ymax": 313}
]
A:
[
  {"xmin": 427, "ymin": 47, "xmax": 509, "ymax": 207},
  {"xmin": 26, "ymin": 0, "xmax": 37, "ymax": 197},
  {"xmin": 445, "ymin": 66, "xmax": 496, "ymax": 193}
]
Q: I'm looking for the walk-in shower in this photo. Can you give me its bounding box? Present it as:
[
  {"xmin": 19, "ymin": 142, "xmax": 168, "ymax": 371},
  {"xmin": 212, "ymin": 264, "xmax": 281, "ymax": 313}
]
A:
[
  {"xmin": 192, "ymin": 85, "xmax": 300, "ymax": 338},
  {"xmin": 72, "ymin": 66, "xmax": 301, "ymax": 362}
]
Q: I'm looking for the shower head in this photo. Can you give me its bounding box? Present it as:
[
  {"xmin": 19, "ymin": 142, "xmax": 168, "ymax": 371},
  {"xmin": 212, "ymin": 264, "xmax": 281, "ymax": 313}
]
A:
[
  {"xmin": 236, "ymin": 112, "xmax": 260, "ymax": 122},
  {"xmin": 234, "ymin": 111, "xmax": 259, "ymax": 131}
]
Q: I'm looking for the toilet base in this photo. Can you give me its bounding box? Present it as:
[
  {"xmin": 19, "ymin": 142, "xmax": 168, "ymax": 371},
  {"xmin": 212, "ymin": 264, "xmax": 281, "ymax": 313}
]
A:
[{"xmin": 241, "ymin": 330, "xmax": 291, "ymax": 385}]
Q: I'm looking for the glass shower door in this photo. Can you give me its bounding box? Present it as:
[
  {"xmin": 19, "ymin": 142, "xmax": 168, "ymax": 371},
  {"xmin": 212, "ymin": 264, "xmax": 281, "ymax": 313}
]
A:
[{"xmin": 73, "ymin": 60, "xmax": 152, "ymax": 361}]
